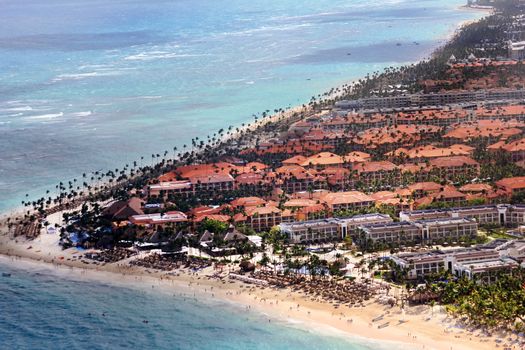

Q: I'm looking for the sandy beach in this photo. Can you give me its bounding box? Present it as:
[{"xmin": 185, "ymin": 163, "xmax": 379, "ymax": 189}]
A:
[
  {"xmin": 0, "ymin": 218, "xmax": 506, "ymax": 350},
  {"xmin": 0, "ymin": 5, "xmax": 505, "ymax": 350}
]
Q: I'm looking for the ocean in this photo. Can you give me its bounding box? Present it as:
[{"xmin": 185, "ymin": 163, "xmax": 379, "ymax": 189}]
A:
[
  {"xmin": 0, "ymin": 0, "xmax": 483, "ymax": 213},
  {"xmin": 0, "ymin": 1, "xmax": 482, "ymax": 347},
  {"xmin": 0, "ymin": 258, "xmax": 406, "ymax": 350}
]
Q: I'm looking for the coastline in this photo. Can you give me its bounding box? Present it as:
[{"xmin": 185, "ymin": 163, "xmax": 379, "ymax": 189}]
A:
[
  {"xmin": 0, "ymin": 229, "xmax": 500, "ymax": 350},
  {"xmin": 0, "ymin": 5, "xmax": 501, "ymax": 350}
]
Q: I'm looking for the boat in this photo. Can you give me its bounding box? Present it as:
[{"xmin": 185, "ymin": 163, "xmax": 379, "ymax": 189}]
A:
[{"xmin": 2, "ymin": 273, "xmax": 11, "ymax": 277}]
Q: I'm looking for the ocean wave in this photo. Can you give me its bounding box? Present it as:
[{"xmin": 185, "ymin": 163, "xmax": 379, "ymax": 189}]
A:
[
  {"xmin": 21, "ymin": 112, "xmax": 63, "ymax": 121},
  {"xmin": 118, "ymin": 95, "xmax": 163, "ymax": 101},
  {"xmin": 0, "ymin": 106, "xmax": 33, "ymax": 112},
  {"xmin": 270, "ymin": 11, "xmax": 345, "ymax": 21},
  {"xmin": 70, "ymin": 111, "xmax": 92, "ymax": 117},
  {"xmin": 216, "ymin": 23, "xmax": 313, "ymax": 37},
  {"xmin": 123, "ymin": 52, "xmax": 208, "ymax": 61},
  {"xmin": 78, "ymin": 64, "xmax": 112, "ymax": 70},
  {"xmin": 52, "ymin": 71, "xmax": 122, "ymax": 82}
]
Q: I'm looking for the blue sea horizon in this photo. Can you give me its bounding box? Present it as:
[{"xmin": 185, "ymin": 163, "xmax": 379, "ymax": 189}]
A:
[{"xmin": 0, "ymin": 0, "xmax": 483, "ymax": 213}]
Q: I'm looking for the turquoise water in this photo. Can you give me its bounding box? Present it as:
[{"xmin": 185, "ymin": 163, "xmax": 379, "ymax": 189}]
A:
[
  {"xmin": 0, "ymin": 259, "xmax": 404, "ymax": 349},
  {"xmin": 0, "ymin": 2, "xmax": 482, "ymax": 346},
  {"xmin": 0, "ymin": 0, "xmax": 483, "ymax": 212}
]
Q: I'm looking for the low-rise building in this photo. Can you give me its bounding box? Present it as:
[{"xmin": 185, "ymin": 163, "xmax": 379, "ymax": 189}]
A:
[
  {"xmin": 428, "ymin": 156, "xmax": 480, "ymax": 182},
  {"xmin": 454, "ymin": 258, "xmax": 519, "ymax": 284},
  {"xmin": 280, "ymin": 219, "xmax": 340, "ymax": 244},
  {"xmin": 149, "ymin": 181, "xmax": 193, "ymax": 198},
  {"xmin": 358, "ymin": 221, "xmax": 421, "ymax": 248},
  {"xmin": 354, "ymin": 161, "xmax": 401, "ymax": 189},
  {"xmin": 401, "ymin": 204, "xmax": 525, "ymax": 227},
  {"xmin": 130, "ymin": 211, "xmax": 188, "ymax": 227},
  {"xmin": 496, "ymin": 176, "xmax": 525, "ymax": 196},
  {"xmin": 337, "ymin": 214, "xmax": 393, "ymax": 238},
  {"xmin": 189, "ymin": 173, "xmax": 235, "ymax": 193},
  {"xmin": 358, "ymin": 217, "xmax": 478, "ymax": 248},
  {"xmin": 414, "ymin": 217, "xmax": 478, "ymax": 243},
  {"xmin": 390, "ymin": 240, "xmax": 519, "ymax": 283},
  {"xmin": 279, "ymin": 213, "xmax": 392, "ymax": 244},
  {"xmin": 321, "ymin": 191, "xmax": 375, "ymax": 212},
  {"xmin": 245, "ymin": 206, "xmax": 285, "ymax": 232}
]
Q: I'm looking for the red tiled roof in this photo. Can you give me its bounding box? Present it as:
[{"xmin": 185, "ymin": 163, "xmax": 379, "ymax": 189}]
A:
[
  {"xmin": 245, "ymin": 205, "xmax": 282, "ymax": 216},
  {"xmin": 407, "ymin": 182, "xmax": 443, "ymax": 192},
  {"xmin": 321, "ymin": 191, "xmax": 375, "ymax": 206},
  {"xmin": 344, "ymin": 151, "xmax": 371, "ymax": 163},
  {"xmin": 230, "ymin": 197, "xmax": 266, "ymax": 208},
  {"xmin": 429, "ymin": 156, "xmax": 479, "ymax": 168},
  {"xmin": 188, "ymin": 173, "xmax": 234, "ymax": 184},
  {"xmin": 354, "ymin": 161, "xmax": 397, "ymax": 173},
  {"xmin": 300, "ymin": 152, "xmax": 345, "ymax": 167},
  {"xmin": 388, "ymin": 144, "xmax": 473, "ymax": 159},
  {"xmin": 282, "ymin": 155, "xmax": 307, "ymax": 165},
  {"xmin": 496, "ymin": 177, "xmax": 525, "ymax": 191}
]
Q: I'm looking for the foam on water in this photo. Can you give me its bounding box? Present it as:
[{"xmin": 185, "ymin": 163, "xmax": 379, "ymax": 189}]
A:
[
  {"xmin": 70, "ymin": 111, "xmax": 92, "ymax": 117},
  {"xmin": 21, "ymin": 112, "xmax": 63, "ymax": 121}
]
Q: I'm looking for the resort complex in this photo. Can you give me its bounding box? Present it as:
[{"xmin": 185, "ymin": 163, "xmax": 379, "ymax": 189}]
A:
[{"xmin": 6, "ymin": 1, "xmax": 525, "ymax": 349}]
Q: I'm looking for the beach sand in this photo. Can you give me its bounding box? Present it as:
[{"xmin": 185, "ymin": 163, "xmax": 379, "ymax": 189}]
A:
[{"xmin": 0, "ymin": 219, "xmax": 503, "ymax": 350}]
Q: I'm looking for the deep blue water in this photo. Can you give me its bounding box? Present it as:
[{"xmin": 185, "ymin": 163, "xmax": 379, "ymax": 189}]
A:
[
  {"xmin": 0, "ymin": 259, "xmax": 403, "ymax": 349},
  {"xmin": 0, "ymin": 0, "xmax": 483, "ymax": 212}
]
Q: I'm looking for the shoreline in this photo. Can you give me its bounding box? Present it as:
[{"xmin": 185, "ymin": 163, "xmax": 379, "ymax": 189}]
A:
[
  {"xmin": 0, "ymin": 230, "xmax": 501, "ymax": 350},
  {"xmin": 0, "ymin": 254, "xmax": 408, "ymax": 350},
  {"xmin": 0, "ymin": 5, "xmax": 501, "ymax": 350}
]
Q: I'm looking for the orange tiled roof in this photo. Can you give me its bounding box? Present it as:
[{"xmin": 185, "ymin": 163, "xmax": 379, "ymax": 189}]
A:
[
  {"xmin": 429, "ymin": 156, "xmax": 479, "ymax": 168},
  {"xmin": 407, "ymin": 182, "xmax": 443, "ymax": 192},
  {"xmin": 395, "ymin": 108, "xmax": 471, "ymax": 122},
  {"xmin": 188, "ymin": 173, "xmax": 234, "ymax": 184},
  {"xmin": 354, "ymin": 161, "xmax": 397, "ymax": 173},
  {"xmin": 499, "ymin": 138, "xmax": 525, "ymax": 152},
  {"xmin": 344, "ymin": 151, "xmax": 371, "ymax": 163},
  {"xmin": 176, "ymin": 162, "xmax": 236, "ymax": 178},
  {"xmin": 321, "ymin": 191, "xmax": 375, "ymax": 206},
  {"xmin": 235, "ymin": 172, "xmax": 266, "ymax": 185},
  {"xmin": 459, "ymin": 183, "xmax": 493, "ymax": 193},
  {"xmin": 388, "ymin": 144, "xmax": 473, "ymax": 159},
  {"xmin": 235, "ymin": 162, "xmax": 268, "ymax": 174},
  {"xmin": 158, "ymin": 171, "xmax": 178, "ymax": 182},
  {"xmin": 300, "ymin": 152, "xmax": 345, "ymax": 167},
  {"xmin": 496, "ymin": 177, "xmax": 525, "ymax": 191},
  {"xmin": 230, "ymin": 197, "xmax": 266, "ymax": 208},
  {"xmin": 353, "ymin": 125, "xmax": 441, "ymax": 148},
  {"xmin": 397, "ymin": 163, "xmax": 426, "ymax": 174},
  {"xmin": 369, "ymin": 191, "xmax": 397, "ymax": 201},
  {"xmin": 432, "ymin": 186, "xmax": 466, "ymax": 200},
  {"xmin": 282, "ymin": 155, "xmax": 307, "ymax": 165},
  {"xmin": 444, "ymin": 120, "xmax": 523, "ymax": 140},
  {"xmin": 477, "ymin": 105, "xmax": 525, "ymax": 118},
  {"xmin": 245, "ymin": 205, "xmax": 282, "ymax": 216}
]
